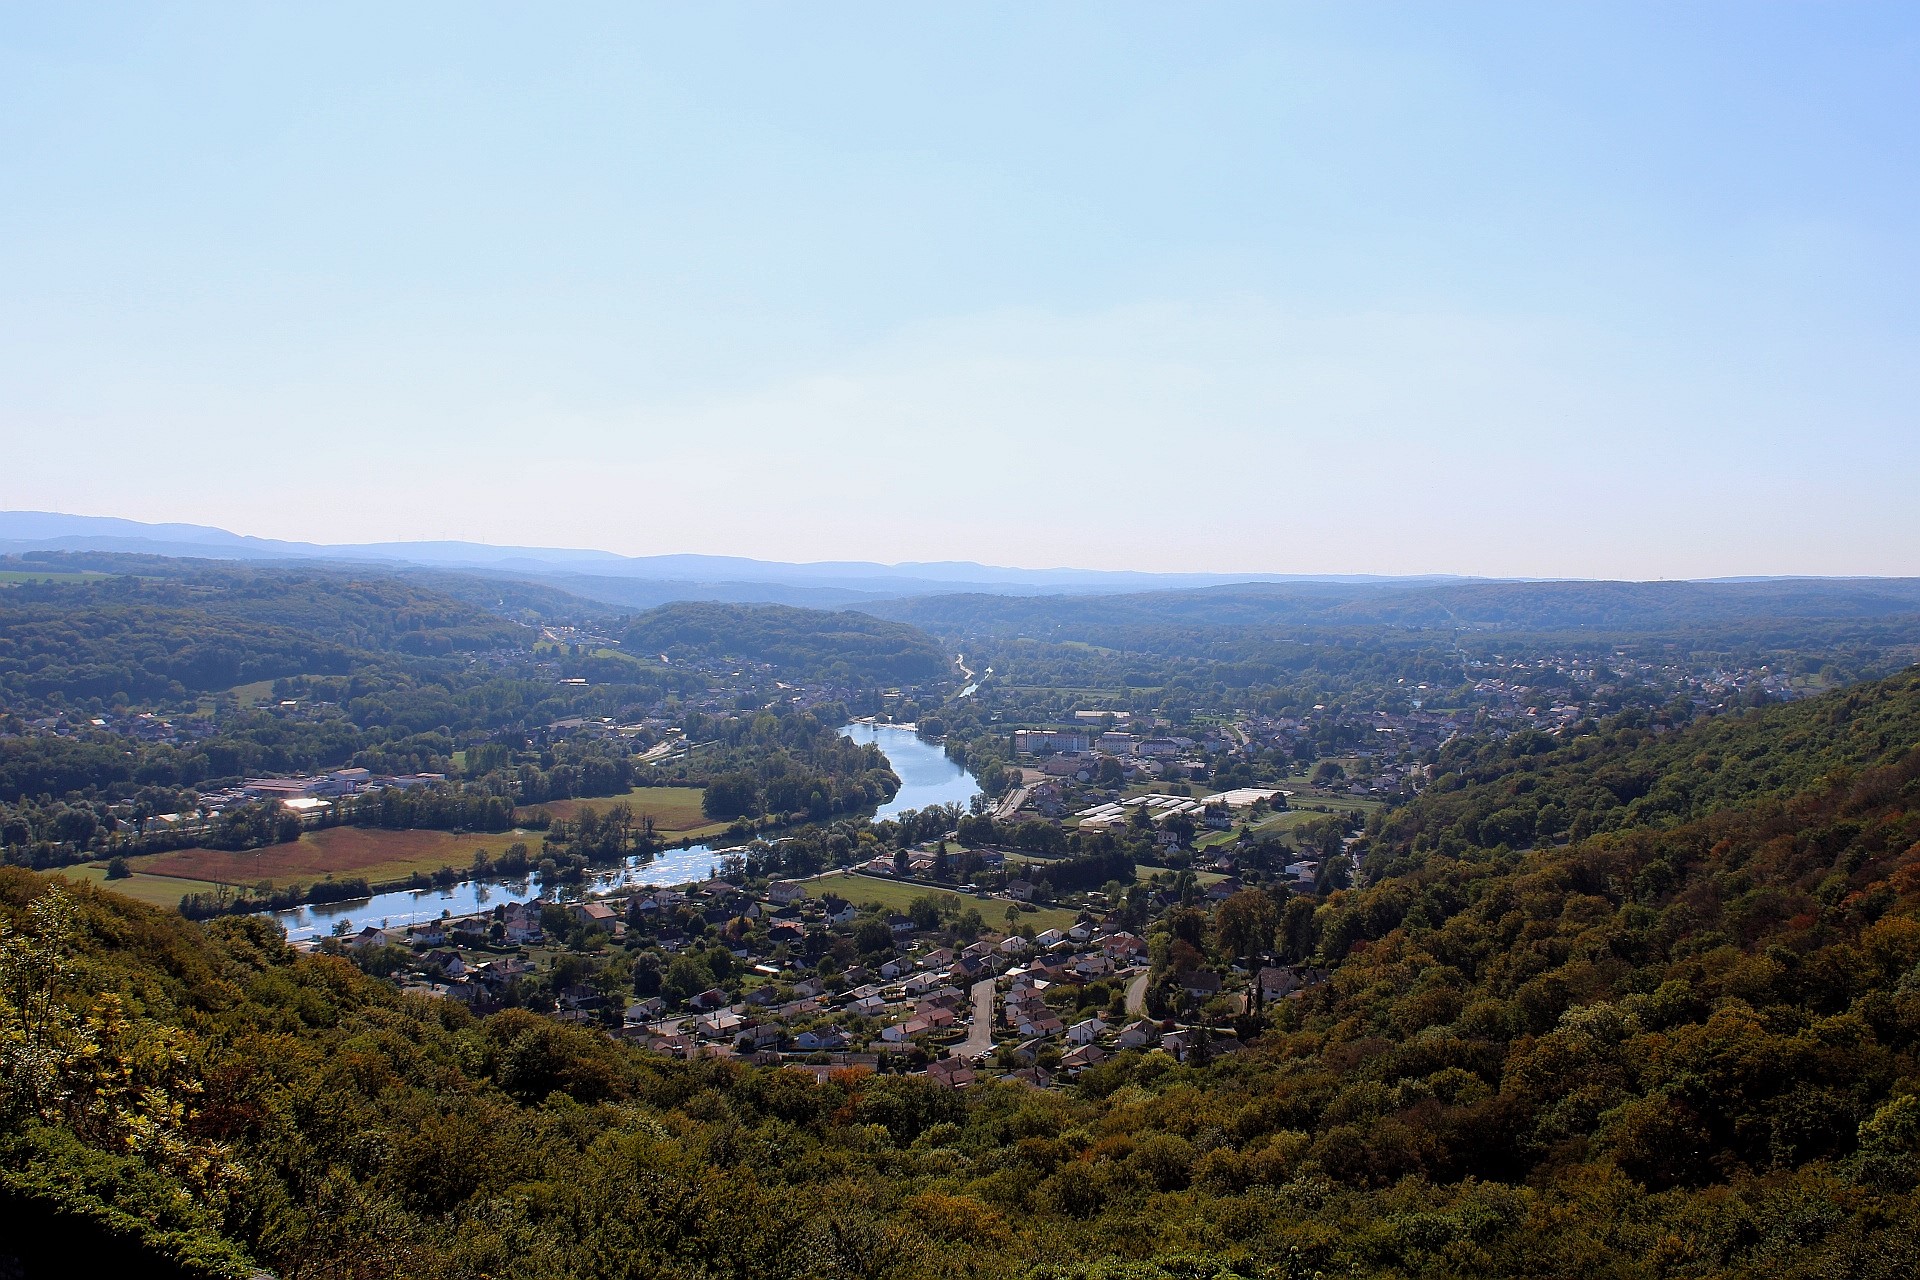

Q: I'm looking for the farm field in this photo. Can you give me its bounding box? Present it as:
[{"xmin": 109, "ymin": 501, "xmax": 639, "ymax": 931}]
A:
[
  {"xmin": 0, "ymin": 569, "xmax": 105, "ymax": 584},
  {"xmin": 801, "ymin": 871, "xmax": 1080, "ymax": 934},
  {"xmin": 44, "ymin": 862, "xmax": 208, "ymax": 908},
  {"xmin": 541, "ymin": 786, "xmax": 725, "ymax": 838},
  {"xmin": 128, "ymin": 826, "xmax": 544, "ymax": 890}
]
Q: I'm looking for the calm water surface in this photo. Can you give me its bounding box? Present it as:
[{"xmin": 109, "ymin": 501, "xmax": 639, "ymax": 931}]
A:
[{"xmin": 840, "ymin": 722, "xmax": 980, "ymax": 819}]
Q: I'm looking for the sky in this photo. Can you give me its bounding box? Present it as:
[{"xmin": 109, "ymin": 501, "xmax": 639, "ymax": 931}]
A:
[{"xmin": 1, "ymin": 3, "xmax": 1917, "ymax": 578}]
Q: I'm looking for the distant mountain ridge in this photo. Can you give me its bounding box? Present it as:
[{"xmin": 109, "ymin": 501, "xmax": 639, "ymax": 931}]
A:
[
  {"xmin": 7, "ymin": 512, "xmax": 1918, "ymax": 630},
  {"xmin": 0, "ymin": 510, "xmax": 1457, "ymax": 600}
]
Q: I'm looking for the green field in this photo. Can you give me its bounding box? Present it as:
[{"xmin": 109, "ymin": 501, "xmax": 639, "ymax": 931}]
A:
[
  {"xmin": 0, "ymin": 569, "xmax": 105, "ymax": 584},
  {"xmin": 228, "ymin": 679, "xmax": 278, "ymax": 708},
  {"xmin": 801, "ymin": 871, "xmax": 1080, "ymax": 934},
  {"xmin": 542, "ymin": 786, "xmax": 729, "ymax": 839},
  {"xmin": 226, "ymin": 673, "xmax": 352, "ymax": 708},
  {"xmin": 44, "ymin": 863, "xmax": 203, "ymax": 909},
  {"xmin": 1193, "ymin": 799, "xmax": 1379, "ymax": 850}
]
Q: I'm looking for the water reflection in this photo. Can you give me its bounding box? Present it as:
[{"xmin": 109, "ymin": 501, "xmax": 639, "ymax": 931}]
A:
[{"xmin": 270, "ymin": 841, "xmax": 727, "ymax": 942}]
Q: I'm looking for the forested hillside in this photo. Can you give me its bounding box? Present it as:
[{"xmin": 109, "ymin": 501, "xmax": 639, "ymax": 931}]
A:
[
  {"xmin": 9, "ymin": 670, "xmax": 1920, "ymax": 1277},
  {"xmin": 624, "ymin": 601, "xmax": 948, "ymax": 683},
  {"xmin": 0, "ymin": 567, "xmax": 528, "ymax": 710},
  {"xmin": 1364, "ymin": 669, "xmax": 1920, "ymax": 869}
]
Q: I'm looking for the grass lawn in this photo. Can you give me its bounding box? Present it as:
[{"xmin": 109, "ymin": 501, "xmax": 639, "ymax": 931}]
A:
[
  {"xmin": 0, "ymin": 570, "xmax": 105, "ymax": 584},
  {"xmin": 541, "ymin": 786, "xmax": 727, "ymax": 838},
  {"xmin": 228, "ymin": 679, "xmax": 277, "ymax": 708},
  {"xmin": 227, "ymin": 673, "xmax": 346, "ymax": 709},
  {"xmin": 128, "ymin": 826, "xmax": 546, "ymax": 890},
  {"xmin": 42, "ymin": 863, "xmax": 210, "ymax": 909},
  {"xmin": 801, "ymin": 872, "xmax": 1080, "ymax": 934},
  {"xmin": 1192, "ymin": 799, "xmax": 1379, "ymax": 849}
]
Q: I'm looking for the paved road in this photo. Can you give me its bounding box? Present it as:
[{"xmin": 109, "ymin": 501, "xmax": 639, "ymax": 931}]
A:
[
  {"xmin": 953, "ymin": 977, "xmax": 997, "ymax": 1060},
  {"xmin": 1124, "ymin": 969, "xmax": 1149, "ymax": 1017}
]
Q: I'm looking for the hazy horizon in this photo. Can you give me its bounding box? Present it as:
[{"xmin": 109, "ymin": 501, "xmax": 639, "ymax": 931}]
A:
[
  {"xmin": 7, "ymin": 507, "xmax": 1920, "ymax": 586},
  {"xmin": 4, "ymin": 5, "xmax": 1918, "ymax": 578}
]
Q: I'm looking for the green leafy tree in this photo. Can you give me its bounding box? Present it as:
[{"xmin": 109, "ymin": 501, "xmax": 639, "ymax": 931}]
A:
[{"xmin": 1213, "ymin": 889, "xmax": 1279, "ymax": 1004}]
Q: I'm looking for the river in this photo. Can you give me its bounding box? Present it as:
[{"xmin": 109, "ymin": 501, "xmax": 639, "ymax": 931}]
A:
[
  {"xmin": 839, "ymin": 721, "xmax": 980, "ymax": 819},
  {"xmin": 267, "ymin": 722, "xmax": 978, "ymax": 941}
]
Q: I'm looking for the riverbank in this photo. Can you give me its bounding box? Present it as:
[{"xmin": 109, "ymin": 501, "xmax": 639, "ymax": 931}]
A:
[
  {"xmin": 264, "ymin": 839, "xmax": 735, "ymax": 940},
  {"xmin": 190, "ymin": 722, "xmax": 975, "ymax": 940}
]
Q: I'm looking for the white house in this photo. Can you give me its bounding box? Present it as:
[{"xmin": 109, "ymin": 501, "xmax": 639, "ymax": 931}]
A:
[
  {"xmin": 1067, "ymin": 1016, "xmax": 1106, "ymax": 1046},
  {"xmin": 767, "ymin": 880, "xmax": 808, "ymax": 906}
]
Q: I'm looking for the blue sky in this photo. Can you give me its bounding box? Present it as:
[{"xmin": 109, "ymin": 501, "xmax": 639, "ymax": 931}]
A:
[{"xmin": 2, "ymin": 3, "xmax": 1916, "ymax": 576}]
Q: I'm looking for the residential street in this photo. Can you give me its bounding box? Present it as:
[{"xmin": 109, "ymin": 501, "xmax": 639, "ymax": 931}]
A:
[{"xmin": 954, "ymin": 976, "xmax": 996, "ymax": 1059}]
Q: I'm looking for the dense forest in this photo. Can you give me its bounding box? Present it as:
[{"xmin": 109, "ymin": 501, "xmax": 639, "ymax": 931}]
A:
[
  {"xmin": 624, "ymin": 601, "xmax": 949, "ymax": 684},
  {"xmin": 0, "ymin": 569, "xmax": 527, "ymax": 710},
  {"xmin": 7, "ymin": 667, "xmax": 1920, "ymax": 1276}
]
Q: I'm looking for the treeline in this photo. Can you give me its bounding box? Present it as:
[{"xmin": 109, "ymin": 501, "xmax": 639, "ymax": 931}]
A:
[
  {"xmin": 176, "ymin": 875, "xmax": 372, "ymax": 920},
  {"xmin": 1009, "ymin": 844, "xmax": 1134, "ymax": 895},
  {"xmin": 341, "ymin": 785, "xmax": 518, "ymax": 834},
  {"xmin": 481, "ymin": 750, "xmax": 634, "ymax": 805}
]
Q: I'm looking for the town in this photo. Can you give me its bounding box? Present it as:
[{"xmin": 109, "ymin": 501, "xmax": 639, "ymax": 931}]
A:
[{"xmin": 326, "ymin": 849, "xmax": 1329, "ymax": 1091}]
